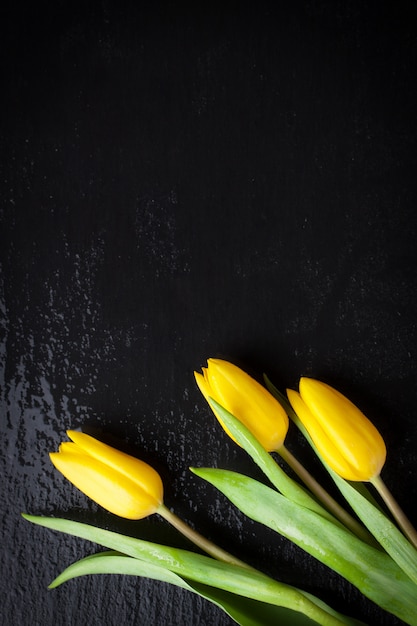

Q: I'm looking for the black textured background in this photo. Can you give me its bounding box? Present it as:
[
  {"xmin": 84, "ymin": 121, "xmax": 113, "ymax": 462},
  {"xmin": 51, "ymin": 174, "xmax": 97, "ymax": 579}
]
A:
[{"xmin": 2, "ymin": 2, "xmax": 417, "ymax": 625}]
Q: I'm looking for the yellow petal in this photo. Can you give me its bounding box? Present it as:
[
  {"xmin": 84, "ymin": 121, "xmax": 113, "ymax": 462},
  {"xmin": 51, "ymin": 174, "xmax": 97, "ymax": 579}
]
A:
[
  {"xmin": 287, "ymin": 389, "xmax": 362, "ymax": 480},
  {"xmin": 194, "ymin": 371, "xmax": 211, "ymax": 403},
  {"xmin": 66, "ymin": 430, "xmax": 163, "ymax": 504},
  {"xmin": 59, "ymin": 442, "xmax": 84, "ymax": 455},
  {"xmin": 197, "ymin": 359, "xmax": 288, "ymax": 451},
  {"xmin": 297, "ymin": 378, "xmax": 386, "ymax": 481},
  {"xmin": 194, "ymin": 371, "xmax": 238, "ymax": 443},
  {"xmin": 50, "ymin": 452, "xmax": 159, "ymax": 519}
]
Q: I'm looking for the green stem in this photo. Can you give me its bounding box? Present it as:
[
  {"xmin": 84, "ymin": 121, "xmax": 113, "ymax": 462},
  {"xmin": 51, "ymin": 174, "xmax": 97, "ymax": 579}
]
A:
[
  {"xmin": 157, "ymin": 504, "xmax": 255, "ymax": 570},
  {"xmin": 371, "ymin": 474, "xmax": 417, "ymax": 549},
  {"xmin": 278, "ymin": 445, "xmax": 377, "ymax": 546},
  {"xmin": 158, "ymin": 505, "xmax": 347, "ymax": 626}
]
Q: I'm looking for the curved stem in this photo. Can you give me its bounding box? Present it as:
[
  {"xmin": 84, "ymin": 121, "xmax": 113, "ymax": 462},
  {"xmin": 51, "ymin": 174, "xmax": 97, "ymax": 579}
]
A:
[
  {"xmin": 278, "ymin": 445, "xmax": 377, "ymax": 546},
  {"xmin": 157, "ymin": 504, "xmax": 255, "ymax": 570},
  {"xmin": 371, "ymin": 474, "xmax": 417, "ymax": 549}
]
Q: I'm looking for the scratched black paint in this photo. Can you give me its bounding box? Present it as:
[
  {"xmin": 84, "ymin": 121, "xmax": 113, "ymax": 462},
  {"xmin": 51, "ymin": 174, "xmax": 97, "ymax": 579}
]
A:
[{"xmin": 2, "ymin": 2, "xmax": 417, "ymax": 625}]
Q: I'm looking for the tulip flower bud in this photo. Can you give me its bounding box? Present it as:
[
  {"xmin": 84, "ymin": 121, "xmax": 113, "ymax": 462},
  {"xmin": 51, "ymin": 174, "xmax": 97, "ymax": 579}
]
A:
[
  {"xmin": 287, "ymin": 378, "xmax": 386, "ymax": 481},
  {"xmin": 50, "ymin": 431, "xmax": 163, "ymax": 519},
  {"xmin": 194, "ymin": 358, "xmax": 289, "ymax": 451}
]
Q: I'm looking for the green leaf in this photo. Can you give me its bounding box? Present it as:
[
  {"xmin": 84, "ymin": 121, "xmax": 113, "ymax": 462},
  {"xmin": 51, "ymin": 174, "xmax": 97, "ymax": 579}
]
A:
[
  {"xmin": 263, "ymin": 376, "xmax": 417, "ymax": 585},
  {"xmin": 326, "ymin": 471, "xmax": 417, "ymax": 586},
  {"xmin": 22, "ymin": 514, "xmax": 359, "ymax": 626},
  {"xmin": 191, "ymin": 468, "xmax": 417, "ymax": 626},
  {"xmin": 50, "ymin": 551, "xmax": 321, "ymax": 626},
  {"xmin": 49, "ymin": 550, "xmax": 191, "ymax": 590},
  {"xmin": 208, "ymin": 399, "xmax": 340, "ymax": 525},
  {"xmin": 211, "ymin": 398, "xmax": 377, "ymax": 548}
]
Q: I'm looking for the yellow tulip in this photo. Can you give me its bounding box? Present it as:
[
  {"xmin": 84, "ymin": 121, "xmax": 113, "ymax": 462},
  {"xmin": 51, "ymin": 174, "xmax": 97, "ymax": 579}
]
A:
[
  {"xmin": 50, "ymin": 430, "xmax": 163, "ymax": 519},
  {"xmin": 287, "ymin": 378, "xmax": 386, "ymax": 481},
  {"xmin": 194, "ymin": 358, "xmax": 289, "ymax": 451}
]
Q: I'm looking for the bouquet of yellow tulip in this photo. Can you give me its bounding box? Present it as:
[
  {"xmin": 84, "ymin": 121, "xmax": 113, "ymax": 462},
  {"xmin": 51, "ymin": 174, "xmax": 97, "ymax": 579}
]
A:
[{"xmin": 24, "ymin": 358, "xmax": 417, "ymax": 626}]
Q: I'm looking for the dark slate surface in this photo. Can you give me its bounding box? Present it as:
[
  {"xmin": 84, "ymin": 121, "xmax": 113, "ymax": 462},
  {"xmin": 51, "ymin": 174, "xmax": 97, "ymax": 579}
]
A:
[{"xmin": 2, "ymin": 2, "xmax": 417, "ymax": 625}]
